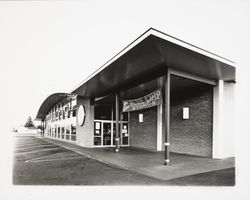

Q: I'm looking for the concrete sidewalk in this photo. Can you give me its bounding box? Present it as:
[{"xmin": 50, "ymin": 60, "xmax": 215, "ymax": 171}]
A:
[{"xmin": 41, "ymin": 137, "xmax": 235, "ymax": 181}]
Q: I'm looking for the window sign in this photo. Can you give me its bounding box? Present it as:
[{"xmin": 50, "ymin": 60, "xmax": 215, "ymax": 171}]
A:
[
  {"xmin": 139, "ymin": 114, "xmax": 143, "ymax": 122},
  {"xmin": 183, "ymin": 107, "xmax": 189, "ymax": 119},
  {"xmin": 95, "ymin": 122, "xmax": 101, "ymax": 129},
  {"xmin": 122, "ymin": 129, "xmax": 127, "ymax": 134}
]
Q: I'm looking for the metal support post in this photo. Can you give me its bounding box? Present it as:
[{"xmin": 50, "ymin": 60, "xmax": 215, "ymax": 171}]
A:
[
  {"xmin": 115, "ymin": 94, "xmax": 120, "ymax": 152},
  {"xmin": 164, "ymin": 70, "xmax": 170, "ymax": 165}
]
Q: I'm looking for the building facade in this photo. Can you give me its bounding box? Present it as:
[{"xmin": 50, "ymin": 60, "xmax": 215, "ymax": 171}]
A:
[
  {"xmin": 44, "ymin": 95, "xmax": 77, "ymax": 142},
  {"xmin": 37, "ymin": 28, "xmax": 236, "ymax": 163}
]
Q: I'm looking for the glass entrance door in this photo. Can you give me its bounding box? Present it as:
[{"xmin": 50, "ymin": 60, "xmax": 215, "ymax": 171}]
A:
[
  {"xmin": 103, "ymin": 122, "xmax": 112, "ymax": 146},
  {"xmin": 113, "ymin": 122, "xmax": 129, "ymax": 146},
  {"xmin": 121, "ymin": 123, "xmax": 129, "ymax": 145},
  {"xmin": 93, "ymin": 120, "xmax": 129, "ymax": 147}
]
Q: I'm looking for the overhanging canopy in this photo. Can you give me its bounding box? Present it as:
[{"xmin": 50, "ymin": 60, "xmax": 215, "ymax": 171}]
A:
[
  {"xmin": 36, "ymin": 93, "xmax": 72, "ymax": 120},
  {"xmin": 72, "ymin": 28, "xmax": 235, "ymax": 98},
  {"xmin": 36, "ymin": 28, "xmax": 236, "ymax": 120}
]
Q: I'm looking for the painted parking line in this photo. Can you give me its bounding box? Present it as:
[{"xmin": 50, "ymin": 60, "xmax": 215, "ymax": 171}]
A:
[
  {"xmin": 16, "ymin": 144, "xmax": 56, "ymax": 150},
  {"xmin": 15, "ymin": 147, "xmax": 61, "ymax": 155},
  {"xmin": 15, "ymin": 143, "xmax": 45, "ymax": 146},
  {"xmin": 15, "ymin": 143, "xmax": 50, "ymax": 148},
  {"xmin": 25, "ymin": 151, "xmax": 74, "ymax": 162},
  {"xmin": 27, "ymin": 156, "xmax": 87, "ymax": 163}
]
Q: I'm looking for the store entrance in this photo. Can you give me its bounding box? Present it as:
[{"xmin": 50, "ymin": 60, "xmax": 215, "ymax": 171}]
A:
[
  {"xmin": 103, "ymin": 122, "xmax": 112, "ymax": 146},
  {"xmin": 93, "ymin": 105, "xmax": 129, "ymax": 147},
  {"xmin": 93, "ymin": 120, "xmax": 129, "ymax": 147}
]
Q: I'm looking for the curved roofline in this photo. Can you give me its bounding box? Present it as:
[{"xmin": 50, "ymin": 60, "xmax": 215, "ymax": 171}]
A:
[
  {"xmin": 36, "ymin": 92, "xmax": 74, "ymax": 120},
  {"xmin": 70, "ymin": 27, "xmax": 235, "ymax": 93}
]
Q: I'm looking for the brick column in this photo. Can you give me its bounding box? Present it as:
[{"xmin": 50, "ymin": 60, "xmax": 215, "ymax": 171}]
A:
[{"xmin": 76, "ymin": 96, "xmax": 94, "ymax": 148}]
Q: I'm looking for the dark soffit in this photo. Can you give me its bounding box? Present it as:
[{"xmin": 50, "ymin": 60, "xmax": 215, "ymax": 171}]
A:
[{"xmin": 72, "ymin": 28, "xmax": 235, "ymax": 99}]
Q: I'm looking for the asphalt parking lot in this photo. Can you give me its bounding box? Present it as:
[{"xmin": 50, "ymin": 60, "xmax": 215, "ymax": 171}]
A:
[{"xmin": 13, "ymin": 136, "xmax": 235, "ymax": 185}]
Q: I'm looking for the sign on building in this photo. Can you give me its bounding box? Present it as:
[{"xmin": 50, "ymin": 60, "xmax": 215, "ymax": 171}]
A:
[{"xmin": 122, "ymin": 89, "xmax": 163, "ymax": 112}]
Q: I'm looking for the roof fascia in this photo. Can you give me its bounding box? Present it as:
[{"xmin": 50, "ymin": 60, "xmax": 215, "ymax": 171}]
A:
[{"xmin": 70, "ymin": 28, "xmax": 235, "ymax": 93}]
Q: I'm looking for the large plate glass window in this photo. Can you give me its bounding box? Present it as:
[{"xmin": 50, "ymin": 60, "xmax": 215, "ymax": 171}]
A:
[
  {"xmin": 61, "ymin": 127, "xmax": 65, "ymax": 139},
  {"xmin": 58, "ymin": 126, "xmax": 61, "ymax": 138},
  {"xmin": 94, "ymin": 121, "xmax": 101, "ymax": 146},
  {"xmin": 66, "ymin": 126, "xmax": 70, "ymax": 140},
  {"xmin": 71, "ymin": 125, "xmax": 76, "ymax": 141}
]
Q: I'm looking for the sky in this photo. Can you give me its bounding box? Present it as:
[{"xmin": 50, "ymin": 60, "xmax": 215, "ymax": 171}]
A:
[
  {"xmin": 0, "ymin": 0, "xmax": 250, "ymax": 199},
  {"xmin": 1, "ymin": 0, "xmax": 249, "ymax": 128}
]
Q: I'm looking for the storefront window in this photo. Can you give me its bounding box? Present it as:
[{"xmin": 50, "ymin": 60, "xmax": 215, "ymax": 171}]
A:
[
  {"xmin": 103, "ymin": 123, "xmax": 111, "ymax": 145},
  {"xmin": 93, "ymin": 111, "xmax": 129, "ymax": 146},
  {"xmin": 94, "ymin": 137, "xmax": 101, "ymax": 146},
  {"xmin": 71, "ymin": 125, "xmax": 76, "ymax": 141},
  {"xmin": 94, "ymin": 122, "xmax": 101, "ymax": 136},
  {"xmin": 94, "ymin": 121, "xmax": 101, "ymax": 146},
  {"xmin": 113, "ymin": 122, "xmax": 129, "ymax": 146},
  {"xmin": 66, "ymin": 127, "xmax": 70, "ymax": 134},
  {"xmin": 72, "ymin": 105, "xmax": 77, "ymax": 117},
  {"xmin": 57, "ymin": 126, "xmax": 60, "ymax": 138},
  {"xmin": 121, "ymin": 123, "xmax": 129, "ymax": 145},
  {"xmin": 63, "ymin": 110, "xmax": 65, "ymax": 119},
  {"xmin": 71, "ymin": 99, "xmax": 77, "ymax": 117},
  {"xmin": 66, "ymin": 126, "xmax": 70, "ymax": 140},
  {"xmin": 122, "ymin": 137, "xmax": 128, "ymax": 145},
  {"xmin": 65, "ymin": 106, "xmax": 68, "ymax": 118},
  {"xmin": 69, "ymin": 99, "xmax": 72, "ymax": 110},
  {"xmin": 61, "ymin": 127, "xmax": 65, "ymax": 139},
  {"xmin": 59, "ymin": 111, "xmax": 62, "ymax": 120},
  {"xmin": 72, "ymin": 99, "xmax": 76, "ymax": 107}
]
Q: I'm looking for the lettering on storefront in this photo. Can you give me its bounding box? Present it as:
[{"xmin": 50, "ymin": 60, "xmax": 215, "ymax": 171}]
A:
[{"xmin": 122, "ymin": 89, "xmax": 163, "ymax": 112}]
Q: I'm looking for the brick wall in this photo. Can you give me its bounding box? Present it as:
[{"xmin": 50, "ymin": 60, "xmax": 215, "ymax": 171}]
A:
[
  {"xmin": 129, "ymin": 107, "xmax": 157, "ymax": 150},
  {"xmin": 76, "ymin": 96, "xmax": 94, "ymax": 148},
  {"xmin": 129, "ymin": 86, "xmax": 213, "ymax": 157},
  {"xmin": 163, "ymin": 87, "xmax": 213, "ymax": 157}
]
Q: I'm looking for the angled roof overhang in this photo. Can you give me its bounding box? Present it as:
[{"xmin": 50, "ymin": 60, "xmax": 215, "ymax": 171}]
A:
[
  {"xmin": 71, "ymin": 28, "xmax": 235, "ymax": 98},
  {"xmin": 36, "ymin": 93, "xmax": 73, "ymax": 120}
]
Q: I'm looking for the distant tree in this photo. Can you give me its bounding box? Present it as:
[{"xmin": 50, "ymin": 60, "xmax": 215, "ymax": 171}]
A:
[{"xmin": 24, "ymin": 116, "xmax": 35, "ymax": 128}]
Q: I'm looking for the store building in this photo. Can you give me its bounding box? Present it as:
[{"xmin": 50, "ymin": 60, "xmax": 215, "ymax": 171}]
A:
[{"xmin": 36, "ymin": 28, "xmax": 236, "ymax": 164}]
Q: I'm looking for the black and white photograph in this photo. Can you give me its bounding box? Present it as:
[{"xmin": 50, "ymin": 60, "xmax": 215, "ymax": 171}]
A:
[{"xmin": 1, "ymin": 0, "xmax": 250, "ymax": 199}]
